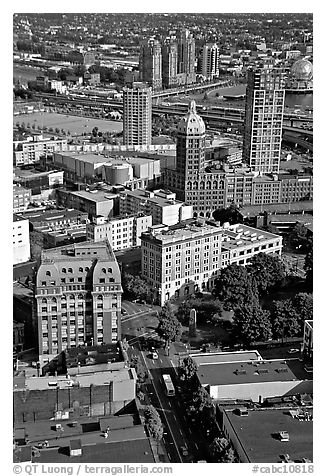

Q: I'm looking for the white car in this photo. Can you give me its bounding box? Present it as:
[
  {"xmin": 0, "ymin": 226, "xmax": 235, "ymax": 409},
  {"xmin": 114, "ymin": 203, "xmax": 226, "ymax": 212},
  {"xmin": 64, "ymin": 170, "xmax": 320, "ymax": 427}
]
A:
[{"xmin": 288, "ymin": 348, "xmax": 299, "ymax": 354}]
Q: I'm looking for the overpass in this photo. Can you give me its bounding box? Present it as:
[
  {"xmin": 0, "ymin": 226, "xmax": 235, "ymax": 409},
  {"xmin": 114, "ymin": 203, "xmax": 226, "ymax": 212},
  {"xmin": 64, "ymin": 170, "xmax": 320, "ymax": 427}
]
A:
[{"xmin": 32, "ymin": 92, "xmax": 312, "ymax": 139}]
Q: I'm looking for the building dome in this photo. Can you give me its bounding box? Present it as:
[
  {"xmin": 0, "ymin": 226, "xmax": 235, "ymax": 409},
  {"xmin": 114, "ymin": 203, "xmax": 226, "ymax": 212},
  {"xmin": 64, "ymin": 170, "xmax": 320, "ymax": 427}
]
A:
[
  {"xmin": 291, "ymin": 59, "xmax": 313, "ymax": 81},
  {"xmin": 177, "ymin": 100, "xmax": 206, "ymax": 135}
]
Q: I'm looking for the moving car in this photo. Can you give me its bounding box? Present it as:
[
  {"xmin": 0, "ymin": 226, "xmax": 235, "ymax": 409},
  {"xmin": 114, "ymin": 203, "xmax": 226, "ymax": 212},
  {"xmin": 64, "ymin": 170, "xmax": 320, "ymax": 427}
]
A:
[{"xmin": 180, "ymin": 446, "xmax": 188, "ymax": 456}]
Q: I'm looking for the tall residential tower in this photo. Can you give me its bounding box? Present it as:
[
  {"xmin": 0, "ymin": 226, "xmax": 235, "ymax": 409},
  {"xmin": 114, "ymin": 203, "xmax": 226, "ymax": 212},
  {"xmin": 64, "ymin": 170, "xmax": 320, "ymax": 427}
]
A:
[
  {"xmin": 243, "ymin": 67, "xmax": 286, "ymax": 175},
  {"xmin": 177, "ymin": 29, "xmax": 196, "ymax": 85},
  {"xmin": 139, "ymin": 38, "xmax": 162, "ymax": 91},
  {"xmin": 162, "ymin": 37, "xmax": 178, "ymax": 89},
  {"xmin": 201, "ymin": 43, "xmax": 220, "ymax": 80},
  {"xmin": 123, "ymin": 82, "xmax": 152, "ymax": 146}
]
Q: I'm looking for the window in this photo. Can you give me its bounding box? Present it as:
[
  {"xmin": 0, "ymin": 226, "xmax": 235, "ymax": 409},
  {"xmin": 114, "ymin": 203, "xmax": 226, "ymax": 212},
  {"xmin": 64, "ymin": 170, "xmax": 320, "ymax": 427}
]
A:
[
  {"xmin": 79, "ymin": 267, "xmax": 83, "ymax": 272},
  {"xmin": 46, "ymin": 271, "xmax": 51, "ymax": 276},
  {"xmin": 68, "ymin": 268, "xmax": 73, "ymax": 273}
]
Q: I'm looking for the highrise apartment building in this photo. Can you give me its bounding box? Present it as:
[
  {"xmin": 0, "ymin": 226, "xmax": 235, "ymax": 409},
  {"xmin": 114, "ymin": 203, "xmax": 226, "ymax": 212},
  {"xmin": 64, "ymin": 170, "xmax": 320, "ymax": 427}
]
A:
[
  {"xmin": 35, "ymin": 242, "xmax": 122, "ymax": 365},
  {"xmin": 123, "ymin": 82, "xmax": 152, "ymax": 146},
  {"xmin": 243, "ymin": 67, "xmax": 286, "ymax": 175},
  {"xmin": 162, "ymin": 38, "xmax": 178, "ymax": 89},
  {"xmin": 177, "ymin": 29, "xmax": 196, "ymax": 85},
  {"xmin": 139, "ymin": 38, "xmax": 162, "ymax": 91},
  {"xmin": 201, "ymin": 43, "xmax": 220, "ymax": 80}
]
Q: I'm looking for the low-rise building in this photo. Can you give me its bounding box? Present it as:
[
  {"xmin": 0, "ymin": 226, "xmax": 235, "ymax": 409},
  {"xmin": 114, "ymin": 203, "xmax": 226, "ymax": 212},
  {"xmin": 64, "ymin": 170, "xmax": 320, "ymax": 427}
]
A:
[
  {"xmin": 222, "ymin": 406, "xmax": 313, "ymax": 463},
  {"xmin": 194, "ymin": 355, "xmax": 312, "ymax": 402},
  {"xmin": 13, "ymin": 413, "xmax": 155, "ymax": 464},
  {"xmin": 13, "ymin": 214, "xmax": 30, "ymax": 265},
  {"xmin": 235, "ymin": 201, "xmax": 313, "ymax": 229},
  {"xmin": 49, "ymin": 79, "xmax": 67, "ymax": 94},
  {"xmin": 17, "ymin": 209, "xmax": 89, "ymax": 249},
  {"xmin": 141, "ymin": 221, "xmax": 223, "ymax": 304},
  {"xmin": 141, "ymin": 221, "xmax": 282, "ymax": 305},
  {"xmin": 50, "ymin": 152, "xmax": 162, "ymax": 189},
  {"xmin": 120, "ymin": 189, "xmax": 193, "ymax": 227},
  {"xmin": 86, "ymin": 213, "xmax": 152, "ymax": 250},
  {"xmin": 56, "ymin": 189, "xmax": 118, "ymax": 220},
  {"xmin": 14, "ymin": 365, "xmax": 136, "ymax": 423},
  {"xmin": 13, "ymin": 185, "xmax": 31, "ymax": 213},
  {"xmin": 13, "ymin": 135, "xmax": 68, "ymax": 166},
  {"xmin": 14, "ymin": 168, "xmax": 64, "ymax": 198},
  {"xmin": 220, "ymin": 223, "xmax": 282, "ymax": 267},
  {"xmin": 35, "ymin": 241, "xmax": 122, "ymax": 365}
]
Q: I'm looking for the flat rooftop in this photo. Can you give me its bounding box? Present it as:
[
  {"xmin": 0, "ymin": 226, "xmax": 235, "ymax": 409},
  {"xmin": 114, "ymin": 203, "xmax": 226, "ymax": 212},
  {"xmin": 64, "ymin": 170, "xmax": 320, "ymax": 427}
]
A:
[
  {"xmin": 238, "ymin": 201, "xmax": 313, "ymax": 217},
  {"xmin": 71, "ymin": 189, "xmax": 117, "ymax": 202},
  {"xmin": 224, "ymin": 407, "xmax": 313, "ymax": 463},
  {"xmin": 14, "ymin": 168, "xmax": 62, "ymax": 179},
  {"xmin": 17, "ymin": 208, "xmax": 88, "ymax": 223},
  {"xmin": 269, "ymin": 214, "xmax": 313, "ymax": 225},
  {"xmin": 197, "ymin": 358, "xmax": 312, "ymax": 387},
  {"xmin": 122, "ymin": 189, "xmax": 184, "ymax": 207},
  {"xmin": 15, "ymin": 414, "xmax": 155, "ymax": 463},
  {"xmin": 33, "ymin": 437, "xmax": 154, "ymax": 464},
  {"xmin": 190, "ymin": 351, "xmax": 262, "ymax": 366},
  {"xmin": 221, "ymin": 224, "xmax": 279, "ymax": 250},
  {"xmin": 14, "ymin": 367, "xmax": 136, "ymax": 391},
  {"xmin": 143, "ymin": 221, "xmax": 223, "ymax": 243},
  {"xmin": 40, "ymin": 241, "xmax": 115, "ymax": 262},
  {"xmin": 13, "ymin": 213, "xmax": 28, "ymax": 223}
]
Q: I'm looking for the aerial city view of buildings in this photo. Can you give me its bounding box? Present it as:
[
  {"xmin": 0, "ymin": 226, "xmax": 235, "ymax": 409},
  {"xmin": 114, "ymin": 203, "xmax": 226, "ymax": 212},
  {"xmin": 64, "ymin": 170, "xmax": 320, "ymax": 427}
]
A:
[{"xmin": 13, "ymin": 13, "xmax": 313, "ymax": 466}]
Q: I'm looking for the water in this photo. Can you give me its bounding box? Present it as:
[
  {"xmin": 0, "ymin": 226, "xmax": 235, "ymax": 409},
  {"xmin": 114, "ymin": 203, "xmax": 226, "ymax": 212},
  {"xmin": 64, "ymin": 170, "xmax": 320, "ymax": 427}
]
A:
[{"xmin": 215, "ymin": 84, "xmax": 313, "ymax": 110}]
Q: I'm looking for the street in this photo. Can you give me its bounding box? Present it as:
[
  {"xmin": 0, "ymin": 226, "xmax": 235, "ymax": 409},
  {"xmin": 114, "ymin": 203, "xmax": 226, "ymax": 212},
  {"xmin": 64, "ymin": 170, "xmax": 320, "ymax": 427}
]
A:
[{"xmin": 129, "ymin": 338, "xmax": 209, "ymax": 463}]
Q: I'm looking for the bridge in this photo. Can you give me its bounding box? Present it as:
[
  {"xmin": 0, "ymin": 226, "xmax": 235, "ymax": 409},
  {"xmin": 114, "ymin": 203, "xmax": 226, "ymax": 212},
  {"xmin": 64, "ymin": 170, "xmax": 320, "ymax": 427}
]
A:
[{"xmin": 151, "ymin": 79, "xmax": 233, "ymax": 99}]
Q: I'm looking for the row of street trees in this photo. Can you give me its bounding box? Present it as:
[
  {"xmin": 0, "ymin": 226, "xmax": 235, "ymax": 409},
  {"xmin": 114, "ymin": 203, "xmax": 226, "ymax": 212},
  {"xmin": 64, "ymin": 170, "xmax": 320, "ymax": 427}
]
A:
[{"xmin": 179, "ymin": 356, "xmax": 235, "ymax": 462}]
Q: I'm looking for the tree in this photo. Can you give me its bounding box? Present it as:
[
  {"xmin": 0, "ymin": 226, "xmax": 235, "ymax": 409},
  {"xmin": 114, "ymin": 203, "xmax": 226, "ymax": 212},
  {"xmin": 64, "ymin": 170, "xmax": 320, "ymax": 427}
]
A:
[
  {"xmin": 270, "ymin": 299, "xmax": 301, "ymax": 339},
  {"xmin": 122, "ymin": 273, "xmax": 152, "ymax": 302},
  {"xmin": 289, "ymin": 223, "xmax": 309, "ymax": 250},
  {"xmin": 212, "ymin": 204, "xmax": 239, "ymax": 225},
  {"xmin": 179, "ymin": 356, "xmax": 198, "ymax": 387},
  {"xmin": 304, "ymin": 237, "xmax": 313, "ymax": 290},
  {"xmin": 130, "ymin": 355, "xmax": 147, "ymax": 383},
  {"xmin": 291, "ymin": 293, "xmax": 313, "ymax": 319},
  {"xmin": 248, "ymin": 252, "xmax": 286, "ymax": 295},
  {"xmin": 212, "ymin": 264, "xmax": 259, "ymax": 310},
  {"xmin": 209, "ymin": 437, "xmax": 236, "ymax": 463},
  {"xmin": 186, "ymin": 387, "xmax": 216, "ymax": 429},
  {"xmin": 157, "ymin": 302, "xmax": 183, "ymax": 345},
  {"xmin": 232, "ymin": 302, "xmax": 272, "ymax": 344},
  {"xmin": 144, "ymin": 405, "xmax": 163, "ymax": 442}
]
